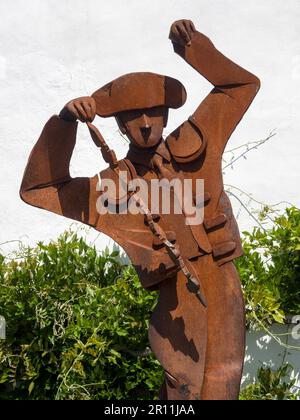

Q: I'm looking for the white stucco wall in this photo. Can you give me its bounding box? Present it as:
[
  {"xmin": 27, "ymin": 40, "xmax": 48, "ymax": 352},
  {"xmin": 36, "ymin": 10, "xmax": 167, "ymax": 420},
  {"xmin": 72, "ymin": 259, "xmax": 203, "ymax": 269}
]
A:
[
  {"xmin": 0, "ymin": 1, "xmax": 299, "ymax": 393},
  {"xmin": 0, "ymin": 0, "xmax": 299, "ymax": 252},
  {"xmin": 243, "ymin": 324, "xmax": 300, "ymax": 392}
]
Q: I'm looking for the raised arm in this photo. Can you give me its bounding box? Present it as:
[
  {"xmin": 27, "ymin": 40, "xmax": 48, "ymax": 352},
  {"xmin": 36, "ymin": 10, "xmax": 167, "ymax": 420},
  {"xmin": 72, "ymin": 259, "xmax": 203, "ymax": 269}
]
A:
[
  {"xmin": 168, "ymin": 20, "xmax": 260, "ymax": 155},
  {"xmin": 20, "ymin": 97, "xmax": 99, "ymax": 227}
]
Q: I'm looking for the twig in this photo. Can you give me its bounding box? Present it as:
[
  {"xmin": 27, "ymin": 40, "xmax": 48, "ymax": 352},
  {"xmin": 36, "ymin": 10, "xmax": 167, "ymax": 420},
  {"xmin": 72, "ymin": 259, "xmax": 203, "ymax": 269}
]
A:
[
  {"xmin": 224, "ymin": 184, "xmax": 294, "ymax": 210},
  {"xmin": 223, "ymin": 130, "xmax": 277, "ymax": 170},
  {"xmin": 226, "ymin": 190, "xmax": 266, "ymax": 230},
  {"xmin": 250, "ymin": 310, "xmax": 300, "ymax": 352},
  {"xmin": 0, "ymin": 240, "xmax": 23, "ymax": 247}
]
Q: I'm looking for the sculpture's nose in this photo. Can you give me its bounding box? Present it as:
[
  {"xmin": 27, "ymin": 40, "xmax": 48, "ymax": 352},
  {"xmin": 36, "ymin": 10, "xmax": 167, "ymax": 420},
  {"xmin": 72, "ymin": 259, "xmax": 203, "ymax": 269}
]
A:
[
  {"xmin": 140, "ymin": 113, "xmax": 152, "ymax": 142},
  {"xmin": 141, "ymin": 113, "xmax": 151, "ymax": 129}
]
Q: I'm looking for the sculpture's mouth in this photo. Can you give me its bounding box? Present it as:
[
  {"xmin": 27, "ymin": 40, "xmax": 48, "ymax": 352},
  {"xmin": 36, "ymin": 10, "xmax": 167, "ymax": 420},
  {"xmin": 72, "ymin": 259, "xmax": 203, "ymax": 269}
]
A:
[{"xmin": 140, "ymin": 127, "xmax": 152, "ymax": 142}]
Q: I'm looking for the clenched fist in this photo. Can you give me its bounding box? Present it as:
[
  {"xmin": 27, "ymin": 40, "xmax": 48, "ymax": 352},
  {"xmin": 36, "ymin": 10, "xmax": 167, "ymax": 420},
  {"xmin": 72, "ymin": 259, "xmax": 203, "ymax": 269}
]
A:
[
  {"xmin": 169, "ymin": 19, "xmax": 196, "ymax": 47},
  {"xmin": 59, "ymin": 96, "xmax": 97, "ymax": 123}
]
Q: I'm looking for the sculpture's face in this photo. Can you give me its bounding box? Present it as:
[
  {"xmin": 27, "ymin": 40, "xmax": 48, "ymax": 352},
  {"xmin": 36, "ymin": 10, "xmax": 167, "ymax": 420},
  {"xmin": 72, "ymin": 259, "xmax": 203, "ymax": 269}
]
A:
[{"xmin": 116, "ymin": 106, "xmax": 169, "ymax": 149}]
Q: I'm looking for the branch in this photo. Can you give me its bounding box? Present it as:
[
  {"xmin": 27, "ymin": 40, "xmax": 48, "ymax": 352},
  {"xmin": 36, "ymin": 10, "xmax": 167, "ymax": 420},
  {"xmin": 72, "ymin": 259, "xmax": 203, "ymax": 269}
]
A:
[
  {"xmin": 223, "ymin": 130, "xmax": 277, "ymax": 171},
  {"xmin": 226, "ymin": 190, "xmax": 267, "ymax": 230},
  {"xmin": 224, "ymin": 184, "xmax": 294, "ymax": 209}
]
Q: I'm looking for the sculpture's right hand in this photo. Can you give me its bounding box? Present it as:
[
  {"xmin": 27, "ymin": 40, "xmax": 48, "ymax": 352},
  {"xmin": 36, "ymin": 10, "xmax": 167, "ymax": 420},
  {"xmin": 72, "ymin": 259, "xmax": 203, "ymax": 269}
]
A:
[
  {"xmin": 59, "ymin": 96, "xmax": 97, "ymax": 123},
  {"xmin": 169, "ymin": 19, "xmax": 196, "ymax": 47}
]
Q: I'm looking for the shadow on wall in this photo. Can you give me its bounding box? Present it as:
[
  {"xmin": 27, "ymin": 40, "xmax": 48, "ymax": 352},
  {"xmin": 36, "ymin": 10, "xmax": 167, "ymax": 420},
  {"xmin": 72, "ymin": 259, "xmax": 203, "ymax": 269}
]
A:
[{"xmin": 242, "ymin": 323, "xmax": 300, "ymax": 389}]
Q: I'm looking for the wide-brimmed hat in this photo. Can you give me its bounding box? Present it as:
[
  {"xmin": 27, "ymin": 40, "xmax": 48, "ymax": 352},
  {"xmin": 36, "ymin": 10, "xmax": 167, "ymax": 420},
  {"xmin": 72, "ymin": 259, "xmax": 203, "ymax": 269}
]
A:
[{"xmin": 92, "ymin": 72, "xmax": 187, "ymax": 117}]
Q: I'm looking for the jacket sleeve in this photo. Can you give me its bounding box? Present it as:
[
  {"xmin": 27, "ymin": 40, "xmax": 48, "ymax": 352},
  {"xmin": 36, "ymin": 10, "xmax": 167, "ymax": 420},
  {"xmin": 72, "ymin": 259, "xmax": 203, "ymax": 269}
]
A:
[
  {"xmin": 172, "ymin": 31, "xmax": 261, "ymax": 154},
  {"xmin": 20, "ymin": 116, "xmax": 99, "ymax": 227}
]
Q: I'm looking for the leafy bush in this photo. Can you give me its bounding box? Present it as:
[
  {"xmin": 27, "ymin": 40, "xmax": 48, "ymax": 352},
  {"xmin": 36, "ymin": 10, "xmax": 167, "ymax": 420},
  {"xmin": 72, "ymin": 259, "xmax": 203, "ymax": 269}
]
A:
[
  {"xmin": 240, "ymin": 364, "xmax": 299, "ymax": 400},
  {"xmin": 0, "ymin": 231, "xmax": 162, "ymax": 400},
  {"xmin": 237, "ymin": 206, "xmax": 300, "ymax": 328}
]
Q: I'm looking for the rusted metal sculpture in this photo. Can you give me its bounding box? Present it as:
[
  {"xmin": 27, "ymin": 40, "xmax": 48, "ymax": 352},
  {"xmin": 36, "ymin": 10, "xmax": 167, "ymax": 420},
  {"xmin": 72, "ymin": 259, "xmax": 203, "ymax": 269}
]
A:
[{"xmin": 20, "ymin": 20, "xmax": 260, "ymax": 400}]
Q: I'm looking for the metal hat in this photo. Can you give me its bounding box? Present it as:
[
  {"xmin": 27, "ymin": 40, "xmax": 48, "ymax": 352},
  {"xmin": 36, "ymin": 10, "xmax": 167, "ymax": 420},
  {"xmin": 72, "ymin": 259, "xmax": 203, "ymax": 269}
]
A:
[{"xmin": 92, "ymin": 72, "xmax": 187, "ymax": 117}]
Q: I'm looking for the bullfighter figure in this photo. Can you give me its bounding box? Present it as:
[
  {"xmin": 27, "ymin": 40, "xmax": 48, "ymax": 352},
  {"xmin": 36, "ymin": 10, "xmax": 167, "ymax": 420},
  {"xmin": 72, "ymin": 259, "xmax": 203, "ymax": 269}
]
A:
[{"xmin": 20, "ymin": 19, "xmax": 260, "ymax": 400}]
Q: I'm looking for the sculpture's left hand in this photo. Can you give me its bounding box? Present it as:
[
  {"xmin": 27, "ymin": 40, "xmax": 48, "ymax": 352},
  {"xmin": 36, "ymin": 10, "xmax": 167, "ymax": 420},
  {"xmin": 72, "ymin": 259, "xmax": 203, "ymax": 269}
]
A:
[
  {"xmin": 60, "ymin": 97, "xmax": 97, "ymax": 123},
  {"xmin": 169, "ymin": 19, "xmax": 196, "ymax": 47}
]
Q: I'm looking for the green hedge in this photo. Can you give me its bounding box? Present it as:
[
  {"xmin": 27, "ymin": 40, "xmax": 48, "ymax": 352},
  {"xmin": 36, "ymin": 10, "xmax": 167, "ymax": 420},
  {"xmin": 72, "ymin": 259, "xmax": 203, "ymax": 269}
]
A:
[
  {"xmin": 0, "ymin": 232, "xmax": 162, "ymax": 400},
  {"xmin": 239, "ymin": 364, "xmax": 298, "ymax": 400},
  {"xmin": 237, "ymin": 206, "xmax": 300, "ymax": 328}
]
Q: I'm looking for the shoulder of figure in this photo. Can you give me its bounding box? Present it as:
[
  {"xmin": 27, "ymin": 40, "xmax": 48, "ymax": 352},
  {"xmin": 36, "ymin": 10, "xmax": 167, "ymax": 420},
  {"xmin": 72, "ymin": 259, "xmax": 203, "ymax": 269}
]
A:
[{"xmin": 165, "ymin": 117, "xmax": 207, "ymax": 164}]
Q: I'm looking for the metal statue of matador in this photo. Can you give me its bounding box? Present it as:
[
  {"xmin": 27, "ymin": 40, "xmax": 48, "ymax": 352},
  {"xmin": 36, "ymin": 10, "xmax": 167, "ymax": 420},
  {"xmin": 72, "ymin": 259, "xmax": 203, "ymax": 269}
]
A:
[{"xmin": 20, "ymin": 19, "xmax": 260, "ymax": 400}]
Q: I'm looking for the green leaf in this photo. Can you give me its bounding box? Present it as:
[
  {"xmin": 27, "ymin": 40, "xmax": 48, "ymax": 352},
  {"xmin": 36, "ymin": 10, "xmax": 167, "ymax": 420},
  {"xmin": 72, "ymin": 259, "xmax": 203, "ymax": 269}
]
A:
[{"xmin": 28, "ymin": 382, "xmax": 35, "ymax": 395}]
